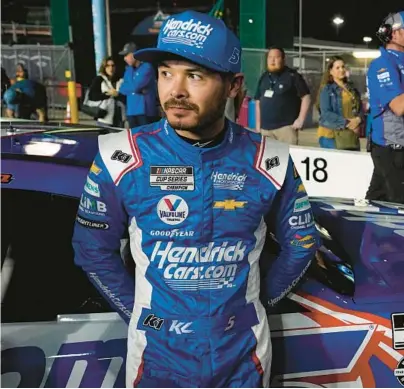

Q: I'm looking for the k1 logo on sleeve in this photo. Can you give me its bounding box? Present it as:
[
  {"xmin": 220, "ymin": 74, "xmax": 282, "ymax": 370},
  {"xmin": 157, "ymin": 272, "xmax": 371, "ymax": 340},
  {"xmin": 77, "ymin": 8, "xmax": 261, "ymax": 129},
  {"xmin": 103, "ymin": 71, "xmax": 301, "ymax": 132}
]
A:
[{"xmin": 111, "ymin": 150, "xmax": 132, "ymax": 163}]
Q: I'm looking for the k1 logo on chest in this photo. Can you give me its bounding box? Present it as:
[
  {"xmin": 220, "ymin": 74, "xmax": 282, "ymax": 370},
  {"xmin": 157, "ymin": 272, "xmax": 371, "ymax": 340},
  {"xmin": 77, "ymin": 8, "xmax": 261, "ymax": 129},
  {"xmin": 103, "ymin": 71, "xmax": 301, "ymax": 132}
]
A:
[{"xmin": 150, "ymin": 166, "xmax": 195, "ymax": 191}]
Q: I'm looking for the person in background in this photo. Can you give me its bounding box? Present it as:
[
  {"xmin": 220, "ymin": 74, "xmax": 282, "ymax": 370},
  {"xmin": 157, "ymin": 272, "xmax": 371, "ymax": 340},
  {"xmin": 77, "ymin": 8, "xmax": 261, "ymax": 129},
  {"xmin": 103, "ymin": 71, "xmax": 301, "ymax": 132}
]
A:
[
  {"xmin": 255, "ymin": 47, "xmax": 311, "ymax": 144},
  {"xmin": 365, "ymin": 11, "xmax": 404, "ymax": 203},
  {"xmin": 316, "ymin": 56, "xmax": 363, "ymax": 150},
  {"xmin": 88, "ymin": 56, "xmax": 125, "ymax": 127},
  {"xmin": 1, "ymin": 67, "xmax": 11, "ymax": 98},
  {"xmin": 118, "ymin": 42, "xmax": 158, "ymax": 128},
  {"xmin": 3, "ymin": 63, "xmax": 46, "ymax": 122}
]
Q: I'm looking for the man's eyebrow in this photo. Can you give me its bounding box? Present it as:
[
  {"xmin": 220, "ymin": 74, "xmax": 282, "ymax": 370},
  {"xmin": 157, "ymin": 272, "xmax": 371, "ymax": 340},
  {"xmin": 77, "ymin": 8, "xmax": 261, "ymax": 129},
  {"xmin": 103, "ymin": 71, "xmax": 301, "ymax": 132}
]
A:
[
  {"xmin": 158, "ymin": 61, "xmax": 171, "ymax": 68},
  {"xmin": 158, "ymin": 62, "xmax": 210, "ymax": 74}
]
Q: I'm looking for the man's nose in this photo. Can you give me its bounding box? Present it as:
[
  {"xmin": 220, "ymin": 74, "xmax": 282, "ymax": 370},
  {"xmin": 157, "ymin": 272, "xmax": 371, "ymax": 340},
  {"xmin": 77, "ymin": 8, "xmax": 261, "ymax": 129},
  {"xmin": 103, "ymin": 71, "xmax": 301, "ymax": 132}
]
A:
[{"xmin": 170, "ymin": 76, "xmax": 189, "ymax": 99}]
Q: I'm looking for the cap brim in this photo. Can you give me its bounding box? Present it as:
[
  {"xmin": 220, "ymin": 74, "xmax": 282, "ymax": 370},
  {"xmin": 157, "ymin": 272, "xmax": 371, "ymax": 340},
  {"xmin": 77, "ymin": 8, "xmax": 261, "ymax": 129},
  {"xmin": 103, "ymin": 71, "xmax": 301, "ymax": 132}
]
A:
[
  {"xmin": 119, "ymin": 50, "xmax": 129, "ymax": 55},
  {"xmin": 134, "ymin": 47, "xmax": 229, "ymax": 73}
]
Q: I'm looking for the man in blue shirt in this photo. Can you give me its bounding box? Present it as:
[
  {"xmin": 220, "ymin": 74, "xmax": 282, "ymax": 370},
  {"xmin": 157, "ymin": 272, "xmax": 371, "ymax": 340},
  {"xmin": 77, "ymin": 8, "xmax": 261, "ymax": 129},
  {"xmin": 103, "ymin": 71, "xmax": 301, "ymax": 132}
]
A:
[
  {"xmin": 254, "ymin": 47, "xmax": 311, "ymax": 145},
  {"xmin": 119, "ymin": 42, "xmax": 159, "ymax": 128},
  {"xmin": 366, "ymin": 11, "xmax": 404, "ymax": 204}
]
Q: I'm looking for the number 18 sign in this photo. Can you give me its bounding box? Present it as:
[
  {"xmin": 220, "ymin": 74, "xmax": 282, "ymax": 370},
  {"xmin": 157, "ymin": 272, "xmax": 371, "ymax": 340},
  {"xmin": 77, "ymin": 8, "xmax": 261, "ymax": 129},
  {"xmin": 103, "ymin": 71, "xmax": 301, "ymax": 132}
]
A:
[{"xmin": 290, "ymin": 146, "xmax": 374, "ymax": 199}]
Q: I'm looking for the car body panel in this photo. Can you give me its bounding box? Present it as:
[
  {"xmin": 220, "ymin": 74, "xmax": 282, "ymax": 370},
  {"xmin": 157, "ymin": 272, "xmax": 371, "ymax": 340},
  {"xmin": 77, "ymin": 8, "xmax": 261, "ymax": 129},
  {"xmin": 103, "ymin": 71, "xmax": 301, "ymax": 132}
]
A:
[{"xmin": 1, "ymin": 124, "xmax": 404, "ymax": 388}]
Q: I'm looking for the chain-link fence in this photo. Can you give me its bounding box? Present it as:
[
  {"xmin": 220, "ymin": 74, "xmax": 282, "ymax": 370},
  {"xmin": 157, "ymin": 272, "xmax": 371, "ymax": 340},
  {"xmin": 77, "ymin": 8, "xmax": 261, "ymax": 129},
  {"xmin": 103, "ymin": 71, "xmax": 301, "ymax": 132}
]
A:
[{"xmin": 1, "ymin": 44, "xmax": 77, "ymax": 118}]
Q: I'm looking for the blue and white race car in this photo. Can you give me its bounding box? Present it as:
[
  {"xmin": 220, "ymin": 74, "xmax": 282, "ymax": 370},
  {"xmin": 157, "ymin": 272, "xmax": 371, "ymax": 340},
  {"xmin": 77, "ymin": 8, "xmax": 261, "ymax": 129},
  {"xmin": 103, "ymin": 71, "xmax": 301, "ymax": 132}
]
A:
[{"xmin": 1, "ymin": 121, "xmax": 404, "ymax": 388}]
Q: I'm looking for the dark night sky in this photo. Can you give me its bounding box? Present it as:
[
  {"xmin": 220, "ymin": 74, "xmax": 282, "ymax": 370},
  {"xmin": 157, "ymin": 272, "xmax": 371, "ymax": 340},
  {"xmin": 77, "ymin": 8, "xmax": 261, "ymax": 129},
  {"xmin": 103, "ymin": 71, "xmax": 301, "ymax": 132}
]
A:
[
  {"xmin": 2, "ymin": 0, "xmax": 404, "ymax": 48},
  {"xmin": 297, "ymin": 0, "xmax": 404, "ymax": 47}
]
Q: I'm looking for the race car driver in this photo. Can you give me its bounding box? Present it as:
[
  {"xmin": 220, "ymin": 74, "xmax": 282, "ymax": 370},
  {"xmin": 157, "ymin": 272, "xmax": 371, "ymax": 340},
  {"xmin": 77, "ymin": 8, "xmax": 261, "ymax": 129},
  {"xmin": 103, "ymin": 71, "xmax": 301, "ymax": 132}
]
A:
[{"xmin": 72, "ymin": 10, "xmax": 318, "ymax": 388}]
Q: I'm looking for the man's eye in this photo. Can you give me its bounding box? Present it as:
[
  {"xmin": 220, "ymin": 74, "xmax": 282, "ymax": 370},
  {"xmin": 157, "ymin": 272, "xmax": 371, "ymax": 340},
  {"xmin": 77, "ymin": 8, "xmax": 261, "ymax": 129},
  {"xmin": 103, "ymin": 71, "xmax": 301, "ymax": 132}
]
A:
[
  {"xmin": 161, "ymin": 70, "xmax": 172, "ymax": 77},
  {"xmin": 189, "ymin": 73, "xmax": 202, "ymax": 81}
]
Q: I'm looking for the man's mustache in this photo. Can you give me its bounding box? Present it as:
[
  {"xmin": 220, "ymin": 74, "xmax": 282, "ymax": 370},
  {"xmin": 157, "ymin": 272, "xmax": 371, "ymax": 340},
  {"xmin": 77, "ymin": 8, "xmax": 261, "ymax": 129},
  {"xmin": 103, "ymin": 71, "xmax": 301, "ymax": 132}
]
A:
[{"xmin": 163, "ymin": 99, "xmax": 199, "ymax": 112}]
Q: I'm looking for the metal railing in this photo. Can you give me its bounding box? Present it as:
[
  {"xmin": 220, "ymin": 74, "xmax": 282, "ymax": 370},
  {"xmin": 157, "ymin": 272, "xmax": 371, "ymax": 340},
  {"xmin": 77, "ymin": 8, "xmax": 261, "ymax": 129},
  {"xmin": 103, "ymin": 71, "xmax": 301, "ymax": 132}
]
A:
[{"xmin": 1, "ymin": 23, "xmax": 52, "ymax": 42}]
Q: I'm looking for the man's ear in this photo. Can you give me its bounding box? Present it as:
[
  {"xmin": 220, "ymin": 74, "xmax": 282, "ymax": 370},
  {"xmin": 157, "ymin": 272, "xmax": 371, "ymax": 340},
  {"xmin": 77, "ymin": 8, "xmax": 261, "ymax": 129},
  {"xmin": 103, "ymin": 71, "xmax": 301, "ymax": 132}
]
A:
[{"xmin": 228, "ymin": 73, "xmax": 244, "ymax": 99}]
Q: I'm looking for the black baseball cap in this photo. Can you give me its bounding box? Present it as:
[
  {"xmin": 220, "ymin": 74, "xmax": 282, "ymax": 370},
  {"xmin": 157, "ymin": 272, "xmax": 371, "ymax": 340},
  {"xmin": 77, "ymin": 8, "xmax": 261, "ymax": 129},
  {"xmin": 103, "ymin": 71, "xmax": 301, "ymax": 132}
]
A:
[{"xmin": 119, "ymin": 42, "xmax": 137, "ymax": 56}]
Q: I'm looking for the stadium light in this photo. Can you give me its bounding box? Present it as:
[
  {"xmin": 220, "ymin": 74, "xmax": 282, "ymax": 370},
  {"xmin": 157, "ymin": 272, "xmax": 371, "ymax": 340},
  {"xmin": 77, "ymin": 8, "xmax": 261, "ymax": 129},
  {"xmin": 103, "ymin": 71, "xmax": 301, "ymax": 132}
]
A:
[
  {"xmin": 352, "ymin": 51, "xmax": 381, "ymax": 59},
  {"xmin": 363, "ymin": 36, "xmax": 372, "ymax": 43},
  {"xmin": 332, "ymin": 16, "xmax": 344, "ymax": 26},
  {"xmin": 332, "ymin": 16, "xmax": 344, "ymax": 37}
]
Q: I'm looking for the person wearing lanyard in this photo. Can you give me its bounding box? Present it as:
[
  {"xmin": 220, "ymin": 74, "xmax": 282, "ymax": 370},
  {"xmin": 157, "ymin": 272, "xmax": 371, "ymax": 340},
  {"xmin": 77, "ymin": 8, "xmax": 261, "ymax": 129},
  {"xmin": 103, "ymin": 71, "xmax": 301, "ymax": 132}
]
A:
[
  {"xmin": 254, "ymin": 47, "xmax": 311, "ymax": 145},
  {"xmin": 366, "ymin": 11, "xmax": 404, "ymax": 203}
]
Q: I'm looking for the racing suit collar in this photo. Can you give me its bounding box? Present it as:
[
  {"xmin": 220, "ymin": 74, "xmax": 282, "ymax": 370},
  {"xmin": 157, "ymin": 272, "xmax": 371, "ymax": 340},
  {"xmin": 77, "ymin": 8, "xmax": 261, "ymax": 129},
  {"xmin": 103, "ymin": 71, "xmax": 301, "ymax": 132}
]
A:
[{"xmin": 162, "ymin": 118, "xmax": 236, "ymax": 161}]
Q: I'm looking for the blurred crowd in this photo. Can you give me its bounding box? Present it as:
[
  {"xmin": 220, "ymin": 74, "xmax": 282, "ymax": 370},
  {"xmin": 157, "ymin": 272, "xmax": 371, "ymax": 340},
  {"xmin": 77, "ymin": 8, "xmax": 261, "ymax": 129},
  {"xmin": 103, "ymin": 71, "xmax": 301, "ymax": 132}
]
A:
[{"xmin": 1, "ymin": 63, "xmax": 47, "ymax": 122}]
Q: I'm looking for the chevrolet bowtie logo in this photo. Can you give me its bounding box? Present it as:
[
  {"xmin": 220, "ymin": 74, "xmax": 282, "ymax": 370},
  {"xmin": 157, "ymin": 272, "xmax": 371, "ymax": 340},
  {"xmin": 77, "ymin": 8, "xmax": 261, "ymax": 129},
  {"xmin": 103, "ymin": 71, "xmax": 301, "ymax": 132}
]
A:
[{"xmin": 214, "ymin": 200, "xmax": 247, "ymax": 210}]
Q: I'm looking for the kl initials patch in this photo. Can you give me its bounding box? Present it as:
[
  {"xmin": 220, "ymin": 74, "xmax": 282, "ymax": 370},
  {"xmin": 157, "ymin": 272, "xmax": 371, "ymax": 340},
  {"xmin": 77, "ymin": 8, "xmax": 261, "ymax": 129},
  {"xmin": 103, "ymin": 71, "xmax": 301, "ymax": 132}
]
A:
[{"xmin": 111, "ymin": 150, "xmax": 132, "ymax": 163}]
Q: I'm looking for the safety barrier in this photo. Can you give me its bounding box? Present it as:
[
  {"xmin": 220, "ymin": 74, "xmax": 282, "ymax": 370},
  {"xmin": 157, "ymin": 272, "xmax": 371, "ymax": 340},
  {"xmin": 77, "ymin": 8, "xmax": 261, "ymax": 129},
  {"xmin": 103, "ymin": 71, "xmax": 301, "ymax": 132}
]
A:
[{"xmin": 291, "ymin": 145, "xmax": 373, "ymax": 199}]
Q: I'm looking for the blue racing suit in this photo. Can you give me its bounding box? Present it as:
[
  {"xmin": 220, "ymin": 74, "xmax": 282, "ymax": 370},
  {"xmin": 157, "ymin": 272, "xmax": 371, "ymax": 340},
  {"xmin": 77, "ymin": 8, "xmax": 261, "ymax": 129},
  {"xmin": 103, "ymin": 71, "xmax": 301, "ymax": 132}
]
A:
[{"xmin": 72, "ymin": 119, "xmax": 318, "ymax": 388}]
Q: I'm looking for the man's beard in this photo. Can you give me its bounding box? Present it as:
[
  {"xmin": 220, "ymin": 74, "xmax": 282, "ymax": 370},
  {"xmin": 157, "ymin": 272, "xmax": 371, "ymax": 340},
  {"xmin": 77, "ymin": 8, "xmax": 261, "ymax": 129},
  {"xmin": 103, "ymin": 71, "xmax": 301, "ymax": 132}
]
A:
[
  {"xmin": 268, "ymin": 64, "xmax": 283, "ymax": 73},
  {"xmin": 163, "ymin": 90, "xmax": 227, "ymax": 136}
]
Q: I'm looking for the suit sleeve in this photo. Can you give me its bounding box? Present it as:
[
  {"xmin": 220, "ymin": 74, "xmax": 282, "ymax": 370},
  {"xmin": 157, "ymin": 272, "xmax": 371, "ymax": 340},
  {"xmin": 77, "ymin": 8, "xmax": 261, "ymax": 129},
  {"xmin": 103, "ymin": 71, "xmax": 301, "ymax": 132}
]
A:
[
  {"xmin": 368, "ymin": 58, "xmax": 403, "ymax": 108},
  {"xmin": 264, "ymin": 157, "xmax": 319, "ymax": 306},
  {"xmin": 72, "ymin": 152, "xmax": 134, "ymax": 324},
  {"xmin": 319, "ymin": 87, "xmax": 346, "ymax": 129}
]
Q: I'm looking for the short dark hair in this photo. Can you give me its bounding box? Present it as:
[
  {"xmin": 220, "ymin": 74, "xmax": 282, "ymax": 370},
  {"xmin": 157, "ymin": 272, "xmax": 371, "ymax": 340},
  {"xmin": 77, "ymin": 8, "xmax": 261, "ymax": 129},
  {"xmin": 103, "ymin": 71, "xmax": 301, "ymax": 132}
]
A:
[{"xmin": 267, "ymin": 46, "xmax": 285, "ymax": 59}]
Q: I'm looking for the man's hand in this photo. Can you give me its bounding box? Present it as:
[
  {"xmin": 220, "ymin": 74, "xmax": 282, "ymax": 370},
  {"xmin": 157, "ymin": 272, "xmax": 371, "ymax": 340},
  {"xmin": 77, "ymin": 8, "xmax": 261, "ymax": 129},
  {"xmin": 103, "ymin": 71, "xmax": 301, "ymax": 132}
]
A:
[{"xmin": 292, "ymin": 118, "xmax": 304, "ymax": 130}]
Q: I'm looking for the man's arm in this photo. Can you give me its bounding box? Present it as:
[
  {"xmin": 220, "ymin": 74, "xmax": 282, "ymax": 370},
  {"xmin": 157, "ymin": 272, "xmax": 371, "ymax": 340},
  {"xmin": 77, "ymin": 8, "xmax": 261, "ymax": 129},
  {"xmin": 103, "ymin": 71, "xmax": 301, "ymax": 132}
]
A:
[
  {"xmin": 292, "ymin": 73, "xmax": 312, "ymax": 129},
  {"xmin": 72, "ymin": 151, "xmax": 134, "ymax": 324},
  {"xmin": 293, "ymin": 94, "xmax": 311, "ymax": 130},
  {"xmin": 390, "ymin": 94, "xmax": 404, "ymax": 116},
  {"xmin": 369, "ymin": 59, "xmax": 404, "ymax": 117},
  {"xmin": 264, "ymin": 157, "xmax": 319, "ymax": 306},
  {"xmin": 255, "ymin": 100, "xmax": 261, "ymax": 131},
  {"xmin": 119, "ymin": 63, "xmax": 155, "ymax": 96},
  {"xmin": 254, "ymin": 75, "xmax": 264, "ymax": 131}
]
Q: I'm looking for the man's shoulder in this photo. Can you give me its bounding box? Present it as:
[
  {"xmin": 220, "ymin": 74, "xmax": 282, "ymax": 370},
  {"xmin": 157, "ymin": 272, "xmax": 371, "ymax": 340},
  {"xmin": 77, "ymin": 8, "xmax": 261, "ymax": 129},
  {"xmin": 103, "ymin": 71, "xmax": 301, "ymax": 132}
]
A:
[
  {"xmin": 141, "ymin": 62, "xmax": 153, "ymax": 68},
  {"xmin": 97, "ymin": 121, "xmax": 163, "ymax": 185},
  {"xmin": 368, "ymin": 56, "xmax": 391, "ymax": 76},
  {"xmin": 231, "ymin": 124, "xmax": 290, "ymax": 190},
  {"xmin": 253, "ymin": 134, "xmax": 290, "ymax": 190}
]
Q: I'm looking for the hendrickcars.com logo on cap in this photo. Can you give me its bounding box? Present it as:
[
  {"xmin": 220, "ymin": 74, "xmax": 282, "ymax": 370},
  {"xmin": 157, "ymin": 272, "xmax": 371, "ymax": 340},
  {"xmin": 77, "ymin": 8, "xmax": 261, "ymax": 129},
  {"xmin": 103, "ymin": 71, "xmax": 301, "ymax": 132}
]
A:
[{"xmin": 162, "ymin": 18, "xmax": 214, "ymax": 49}]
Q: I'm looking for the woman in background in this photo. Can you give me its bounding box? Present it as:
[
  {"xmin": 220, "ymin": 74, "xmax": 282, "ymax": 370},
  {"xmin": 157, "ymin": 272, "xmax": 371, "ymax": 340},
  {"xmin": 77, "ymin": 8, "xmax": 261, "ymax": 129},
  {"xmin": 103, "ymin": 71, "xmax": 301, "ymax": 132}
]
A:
[
  {"xmin": 87, "ymin": 56, "xmax": 125, "ymax": 127},
  {"xmin": 316, "ymin": 56, "xmax": 363, "ymax": 150}
]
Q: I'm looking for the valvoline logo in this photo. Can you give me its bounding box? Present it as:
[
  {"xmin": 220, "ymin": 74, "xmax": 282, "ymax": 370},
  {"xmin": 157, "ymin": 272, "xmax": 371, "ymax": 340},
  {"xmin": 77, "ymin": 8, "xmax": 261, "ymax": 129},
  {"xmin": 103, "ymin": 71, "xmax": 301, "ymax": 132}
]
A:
[{"xmin": 157, "ymin": 195, "xmax": 189, "ymax": 225}]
